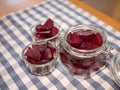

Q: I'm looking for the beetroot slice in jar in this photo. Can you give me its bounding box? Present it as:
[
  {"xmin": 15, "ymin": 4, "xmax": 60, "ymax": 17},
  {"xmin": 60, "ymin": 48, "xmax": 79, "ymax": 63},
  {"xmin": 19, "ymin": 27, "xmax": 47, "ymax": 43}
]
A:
[
  {"xmin": 35, "ymin": 24, "xmax": 46, "ymax": 32},
  {"xmin": 79, "ymin": 29, "xmax": 96, "ymax": 41},
  {"xmin": 66, "ymin": 29, "xmax": 103, "ymax": 50},
  {"xmin": 43, "ymin": 18, "xmax": 54, "ymax": 30},
  {"xmin": 67, "ymin": 31, "xmax": 83, "ymax": 48},
  {"xmin": 79, "ymin": 41, "xmax": 95, "ymax": 50},
  {"xmin": 36, "ymin": 30, "xmax": 52, "ymax": 38},
  {"xmin": 90, "ymin": 33, "xmax": 103, "ymax": 46}
]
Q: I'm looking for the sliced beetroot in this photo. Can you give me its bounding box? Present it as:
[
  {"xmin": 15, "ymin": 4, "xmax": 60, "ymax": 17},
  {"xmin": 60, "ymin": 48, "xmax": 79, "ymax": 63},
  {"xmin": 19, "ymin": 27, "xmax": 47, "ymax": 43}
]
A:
[
  {"xmin": 25, "ymin": 47, "xmax": 41, "ymax": 60},
  {"xmin": 91, "ymin": 33, "xmax": 103, "ymax": 46},
  {"xmin": 67, "ymin": 32, "xmax": 83, "ymax": 48},
  {"xmin": 79, "ymin": 30, "xmax": 95, "ymax": 41},
  {"xmin": 34, "ymin": 18, "xmax": 59, "ymax": 39},
  {"xmin": 66, "ymin": 29, "xmax": 103, "ymax": 50},
  {"xmin": 35, "ymin": 24, "xmax": 46, "ymax": 32},
  {"xmin": 37, "ymin": 59, "xmax": 52, "ymax": 64},
  {"xmin": 25, "ymin": 42, "xmax": 56, "ymax": 65},
  {"xmin": 36, "ymin": 30, "xmax": 52, "ymax": 38},
  {"xmin": 74, "ymin": 66, "xmax": 87, "ymax": 73},
  {"xmin": 35, "ymin": 33, "xmax": 46, "ymax": 39},
  {"xmin": 73, "ymin": 68, "xmax": 90, "ymax": 76},
  {"xmin": 82, "ymin": 59, "xmax": 95, "ymax": 68},
  {"xmin": 51, "ymin": 27, "xmax": 59, "ymax": 36},
  {"xmin": 72, "ymin": 62, "xmax": 90, "ymax": 76},
  {"xmin": 59, "ymin": 47, "xmax": 70, "ymax": 64},
  {"xmin": 59, "ymin": 47, "xmax": 67, "ymax": 61},
  {"xmin": 91, "ymin": 63, "xmax": 100, "ymax": 71},
  {"xmin": 32, "ymin": 42, "xmax": 47, "ymax": 52},
  {"xmin": 42, "ymin": 48, "xmax": 53, "ymax": 60},
  {"xmin": 43, "ymin": 18, "xmax": 54, "ymax": 30},
  {"xmin": 71, "ymin": 59, "xmax": 81, "ymax": 66},
  {"xmin": 79, "ymin": 41, "xmax": 97, "ymax": 50},
  {"xmin": 25, "ymin": 47, "xmax": 32, "ymax": 56},
  {"xmin": 26, "ymin": 56, "xmax": 37, "ymax": 64}
]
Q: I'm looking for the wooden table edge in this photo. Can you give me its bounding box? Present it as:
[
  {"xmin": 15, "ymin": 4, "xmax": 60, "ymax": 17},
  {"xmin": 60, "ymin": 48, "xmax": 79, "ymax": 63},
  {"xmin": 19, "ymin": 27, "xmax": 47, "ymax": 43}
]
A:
[{"xmin": 69, "ymin": 0, "xmax": 120, "ymax": 32}]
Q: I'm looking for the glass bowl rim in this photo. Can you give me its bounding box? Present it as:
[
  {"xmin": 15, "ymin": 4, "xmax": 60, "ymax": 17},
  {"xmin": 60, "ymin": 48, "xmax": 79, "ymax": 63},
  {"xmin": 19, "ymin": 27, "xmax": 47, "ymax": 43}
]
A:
[
  {"xmin": 31, "ymin": 21, "xmax": 62, "ymax": 41},
  {"xmin": 22, "ymin": 41, "xmax": 59, "ymax": 67}
]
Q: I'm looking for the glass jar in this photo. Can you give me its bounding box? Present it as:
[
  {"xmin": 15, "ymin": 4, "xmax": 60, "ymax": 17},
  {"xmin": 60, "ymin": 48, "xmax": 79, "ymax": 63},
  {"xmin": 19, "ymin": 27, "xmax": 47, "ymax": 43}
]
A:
[
  {"xmin": 22, "ymin": 41, "xmax": 58, "ymax": 76},
  {"xmin": 31, "ymin": 19, "xmax": 63, "ymax": 46},
  {"xmin": 59, "ymin": 25, "xmax": 110, "ymax": 79},
  {"xmin": 110, "ymin": 53, "xmax": 120, "ymax": 87}
]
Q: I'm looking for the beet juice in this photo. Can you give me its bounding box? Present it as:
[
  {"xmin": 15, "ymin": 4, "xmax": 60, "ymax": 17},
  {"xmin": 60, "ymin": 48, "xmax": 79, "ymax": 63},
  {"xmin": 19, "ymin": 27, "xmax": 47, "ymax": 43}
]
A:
[{"xmin": 59, "ymin": 25, "xmax": 108, "ymax": 78}]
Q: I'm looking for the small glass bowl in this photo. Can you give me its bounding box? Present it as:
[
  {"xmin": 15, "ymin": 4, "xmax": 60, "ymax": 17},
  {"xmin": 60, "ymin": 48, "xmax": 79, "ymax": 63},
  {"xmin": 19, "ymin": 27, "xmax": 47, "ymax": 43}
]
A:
[
  {"xmin": 31, "ymin": 20, "xmax": 63, "ymax": 46},
  {"xmin": 22, "ymin": 41, "xmax": 58, "ymax": 76}
]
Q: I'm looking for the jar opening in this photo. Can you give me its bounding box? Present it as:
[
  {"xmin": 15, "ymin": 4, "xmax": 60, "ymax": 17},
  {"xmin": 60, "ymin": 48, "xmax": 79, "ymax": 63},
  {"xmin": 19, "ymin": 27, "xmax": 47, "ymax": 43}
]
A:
[{"xmin": 63, "ymin": 25, "xmax": 107, "ymax": 58}]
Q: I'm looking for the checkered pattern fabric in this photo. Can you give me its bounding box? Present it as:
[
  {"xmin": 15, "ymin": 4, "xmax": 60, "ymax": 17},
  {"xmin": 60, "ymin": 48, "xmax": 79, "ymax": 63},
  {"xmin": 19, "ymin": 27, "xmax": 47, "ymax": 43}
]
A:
[{"xmin": 0, "ymin": 0, "xmax": 120, "ymax": 89}]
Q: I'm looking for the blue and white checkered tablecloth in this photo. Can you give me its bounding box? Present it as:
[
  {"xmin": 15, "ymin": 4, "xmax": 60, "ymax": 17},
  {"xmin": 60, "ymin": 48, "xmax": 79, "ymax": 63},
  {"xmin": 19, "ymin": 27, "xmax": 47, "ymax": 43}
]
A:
[{"xmin": 0, "ymin": 0, "xmax": 120, "ymax": 89}]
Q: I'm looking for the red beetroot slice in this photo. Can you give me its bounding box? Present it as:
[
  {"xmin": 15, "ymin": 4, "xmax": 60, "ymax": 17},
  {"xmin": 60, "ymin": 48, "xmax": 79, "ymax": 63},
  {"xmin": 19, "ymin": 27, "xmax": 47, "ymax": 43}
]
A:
[
  {"xmin": 35, "ymin": 33, "xmax": 46, "ymax": 39},
  {"xmin": 67, "ymin": 32, "xmax": 83, "ymax": 48},
  {"xmin": 36, "ymin": 30, "xmax": 52, "ymax": 38},
  {"xmin": 42, "ymin": 48, "xmax": 53, "ymax": 60},
  {"xmin": 25, "ymin": 47, "xmax": 41, "ymax": 60},
  {"xmin": 91, "ymin": 63, "xmax": 100, "ymax": 71},
  {"xmin": 48, "ymin": 46, "xmax": 56, "ymax": 54},
  {"xmin": 73, "ymin": 65, "xmax": 88, "ymax": 75},
  {"xmin": 37, "ymin": 59, "xmax": 51, "ymax": 64},
  {"xmin": 71, "ymin": 59, "xmax": 82, "ymax": 66},
  {"xmin": 91, "ymin": 33, "xmax": 103, "ymax": 46},
  {"xmin": 26, "ymin": 56, "xmax": 35, "ymax": 64},
  {"xmin": 51, "ymin": 27, "xmax": 59, "ymax": 36},
  {"xmin": 35, "ymin": 18, "xmax": 58, "ymax": 39},
  {"xmin": 26, "ymin": 56, "xmax": 41, "ymax": 64},
  {"xmin": 60, "ymin": 47, "xmax": 68, "ymax": 61},
  {"xmin": 25, "ymin": 42, "xmax": 56, "ymax": 64},
  {"xmin": 43, "ymin": 18, "xmax": 54, "ymax": 30},
  {"xmin": 59, "ymin": 47, "xmax": 71, "ymax": 64},
  {"xmin": 74, "ymin": 65, "xmax": 87, "ymax": 70},
  {"xmin": 79, "ymin": 41, "xmax": 96, "ymax": 50},
  {"xmin": 32, "ymin": 42, "xmax": 47, "ymax": 52},
  {"xmin": 35, "ymin": 24, "xmax": 46, "ymax": 32},
  {"xmin": 79, "ymin": 30, "xmax": 96, "ymax": 41},
  {"xmin": 82, "ymin": 59, "xmax": 95, "ymax": 68}
]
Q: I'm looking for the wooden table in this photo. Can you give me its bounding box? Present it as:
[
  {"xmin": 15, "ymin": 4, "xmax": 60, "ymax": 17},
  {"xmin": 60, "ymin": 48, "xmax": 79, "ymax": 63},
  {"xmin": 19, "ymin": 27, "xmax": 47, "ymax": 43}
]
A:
[{"xmin": 0, "ymin": 0, "xmax": 120, "ymax": 31}]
